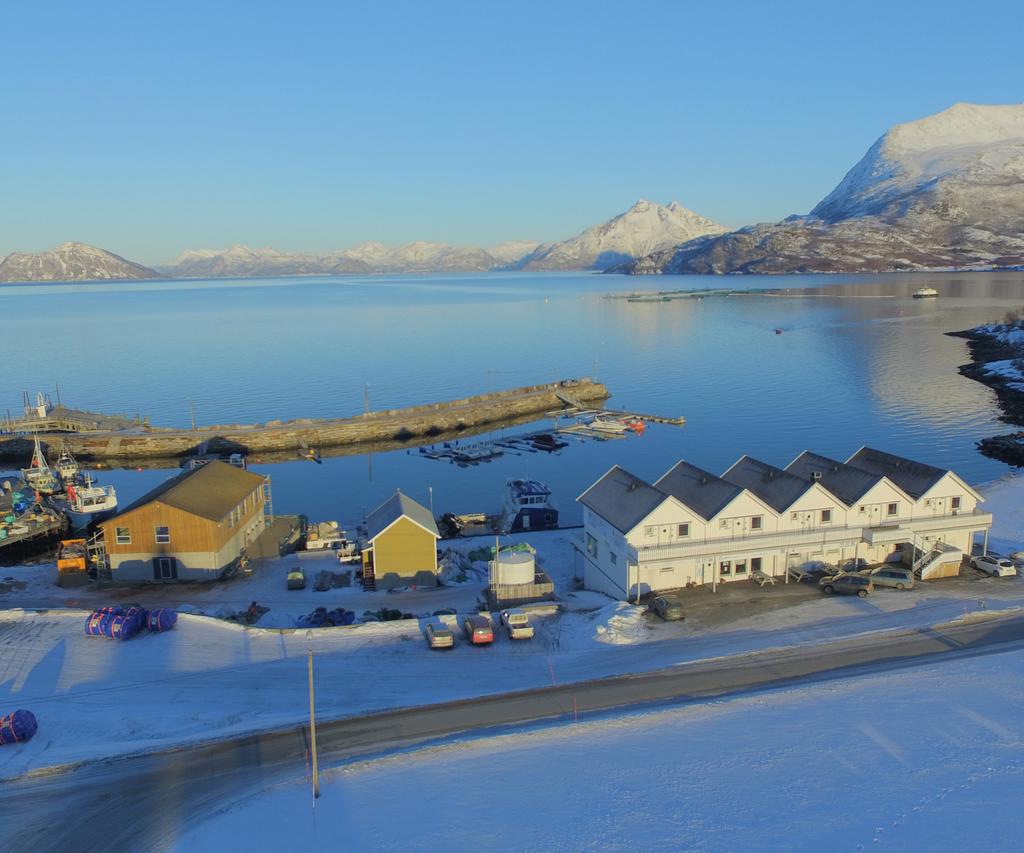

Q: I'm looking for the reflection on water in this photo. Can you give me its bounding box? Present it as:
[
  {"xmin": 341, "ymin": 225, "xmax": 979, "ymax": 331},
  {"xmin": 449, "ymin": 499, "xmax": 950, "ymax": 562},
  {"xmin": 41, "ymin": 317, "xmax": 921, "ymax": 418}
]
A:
[{"xmin": 3, "ymin": 270, "xmax": 1023, "ymax": 523}]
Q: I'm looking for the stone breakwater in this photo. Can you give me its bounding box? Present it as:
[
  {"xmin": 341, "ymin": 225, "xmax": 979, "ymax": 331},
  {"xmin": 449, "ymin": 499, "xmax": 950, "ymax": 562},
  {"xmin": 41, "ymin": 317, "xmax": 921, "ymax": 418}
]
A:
[{"xmin": 0, "ymin": 379, "xmax": 610, "ymax": 463}]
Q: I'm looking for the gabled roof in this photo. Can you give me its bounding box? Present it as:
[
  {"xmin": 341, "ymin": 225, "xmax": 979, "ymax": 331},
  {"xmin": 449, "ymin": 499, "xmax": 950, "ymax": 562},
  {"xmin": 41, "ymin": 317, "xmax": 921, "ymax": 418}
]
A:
[
  {"xmin": 110, "ymin": 461, "xmax": 266, "ymax": 523},
  {"xmin": 654, "ymin": 461, "xmax": 742, "ymax": 521},
  {"xmin": 845, "ymin": 447, "xmax": 949, "ymax": 500},
  {"xmin": 366, "ymin": 490, "xmax": 439, "ymax": 541},
  {"xmin": 785, "ymin": 451, "xmax": 883, "ymax": 506},
  {"xmin": 721, "ymin": 455, "xmax": 820, "ymax": 513},
  {"xmin": 577, "ymin": 465, "xmax": 671, "ymax": 534}
]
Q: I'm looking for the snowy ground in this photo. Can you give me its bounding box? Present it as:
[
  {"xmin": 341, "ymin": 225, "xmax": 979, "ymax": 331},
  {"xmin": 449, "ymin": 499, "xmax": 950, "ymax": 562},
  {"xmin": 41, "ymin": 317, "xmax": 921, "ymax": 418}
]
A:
[
  {"xmin": 1, "ymin": 475, "xmax": 1023, "ymax": 780},
  {"xmin": 172, "ymin": 642, "xmax": 1024, "ymax": 852}
]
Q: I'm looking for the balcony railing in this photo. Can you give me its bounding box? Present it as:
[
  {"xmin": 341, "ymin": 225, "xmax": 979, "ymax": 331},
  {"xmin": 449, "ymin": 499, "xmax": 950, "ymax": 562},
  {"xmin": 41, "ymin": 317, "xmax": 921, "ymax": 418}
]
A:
[{"xmin": 631, "ymin": 509, "xmax": 992, "ymax": 563}]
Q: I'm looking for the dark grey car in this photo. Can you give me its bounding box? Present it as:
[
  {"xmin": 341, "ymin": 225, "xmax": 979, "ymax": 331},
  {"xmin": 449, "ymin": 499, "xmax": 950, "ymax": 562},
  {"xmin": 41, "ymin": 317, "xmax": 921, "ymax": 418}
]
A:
[
  {"xmin": 859, "ymin": 566, "xmax": 915, "ymax": 590},
  {"xmin": 650, "ymin": 593, "xmax": 685, "ymax": 621},
  {"xmin": 819, "ymin": 574, "xmax": 873, "ymax": 597}
]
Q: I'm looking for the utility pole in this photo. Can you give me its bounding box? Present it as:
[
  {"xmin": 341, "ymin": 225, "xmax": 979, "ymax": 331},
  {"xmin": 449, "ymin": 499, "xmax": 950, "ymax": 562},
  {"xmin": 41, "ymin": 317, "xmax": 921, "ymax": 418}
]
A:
[
  {"xmin": 307, "ymin": 631, "xmax": 320, "ymax": 800},
  {"xmin": 188, "ymin": 398, "xmax": 197, "ymax": 432},
  {"xmin": 364, "ymin": 384, "xmax": 370, "ymax": 414},
  {"xmin": 428, "ymin": 485, "xmax": 433, "ymax": 516}
]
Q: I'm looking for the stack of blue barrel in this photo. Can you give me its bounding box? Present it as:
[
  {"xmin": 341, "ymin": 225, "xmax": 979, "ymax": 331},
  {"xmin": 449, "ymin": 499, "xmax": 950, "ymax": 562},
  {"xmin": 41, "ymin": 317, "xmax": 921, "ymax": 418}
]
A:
[
  {"xmin": 84, "ymin": 606, "xmax": 179, "ymax": 639},
  {"xmin": 0, "ymin": 709, "xmax": 38, "ymax": 745}
]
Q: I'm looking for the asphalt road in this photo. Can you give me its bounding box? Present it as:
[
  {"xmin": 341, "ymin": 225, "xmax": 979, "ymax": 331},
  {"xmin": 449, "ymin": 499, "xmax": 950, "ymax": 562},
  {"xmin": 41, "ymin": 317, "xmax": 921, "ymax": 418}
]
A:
[{"xmin": 3, "ymin": 612, "xmax": 1024, "ymax": 852}]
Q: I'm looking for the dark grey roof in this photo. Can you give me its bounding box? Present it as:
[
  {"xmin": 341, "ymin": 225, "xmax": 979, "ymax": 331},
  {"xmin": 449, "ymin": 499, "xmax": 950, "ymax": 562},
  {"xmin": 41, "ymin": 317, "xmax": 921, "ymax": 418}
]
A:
[
  {"xmin": 578, "ymin": 466, "xmax": 669, "ymax": 534},
  {"xmin": 110, "ymin": 461, "xmax": 266, "ymax": 523},
  {"xmin": 785, "ymin": 451, "xmax": 882, "ymax": 507},
  {"xmin": 845, "ymin": 447, "xmax": 947, "ymax": 499},
  {"xmin": 654, "ymin": 461, "xmax": 743, "ymax": 521},
  {"xmin": 720, "ymin": 456, "xmax": 815, "ymax": 513},
  {"xmin": 366, "ymin": 490, "xmax": 439, "ymax": 540}
]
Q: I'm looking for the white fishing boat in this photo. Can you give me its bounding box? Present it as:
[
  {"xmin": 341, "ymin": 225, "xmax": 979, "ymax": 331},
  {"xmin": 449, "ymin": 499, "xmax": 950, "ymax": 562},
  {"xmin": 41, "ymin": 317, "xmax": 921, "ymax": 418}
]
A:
[
  {"xmin": 21, "ymin": 436, "xmax": 59, "ymax": 495},
  {"xmin": 912, "ymin": 286, "xmax": 939, "ymax": 299},
  {"xmin": 54, "ymin": 442, "xmax": 81, "ymax": 482},
  {"xmin": 59, "ymin": 476, "xmax": 118, "ymax": 528},
  {"xmin": 587, "ymin": 417, "xmax": 630, "ymax": 434}
]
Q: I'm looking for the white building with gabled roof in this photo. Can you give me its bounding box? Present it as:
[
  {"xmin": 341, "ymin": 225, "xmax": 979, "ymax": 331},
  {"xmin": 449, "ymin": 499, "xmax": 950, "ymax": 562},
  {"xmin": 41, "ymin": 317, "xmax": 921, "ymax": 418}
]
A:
[{"xmin": 576, "ymin": 449, "xmax": 994, "ymax": 600}]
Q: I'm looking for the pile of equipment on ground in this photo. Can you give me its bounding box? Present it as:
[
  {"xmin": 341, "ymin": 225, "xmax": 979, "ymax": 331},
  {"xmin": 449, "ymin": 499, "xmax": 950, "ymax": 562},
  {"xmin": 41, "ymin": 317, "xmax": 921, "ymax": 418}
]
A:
[
  {"xmin": 84, "ymin": 606, "xmax": 178, "ymax": 640},
  {"xmin": 0, "ymin": 709, "xmax": 37, "ymax": 746},
  {"xmin": 297, "ymin": 606, "xmax": 356, "ymax": 628}
]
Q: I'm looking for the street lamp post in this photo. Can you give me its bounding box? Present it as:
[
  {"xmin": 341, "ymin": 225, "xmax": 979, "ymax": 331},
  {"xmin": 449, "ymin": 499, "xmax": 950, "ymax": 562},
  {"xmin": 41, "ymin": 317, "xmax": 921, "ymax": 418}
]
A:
[{"xmin": 307, "ymin": 631, "xmax": 320, "ymax": 800}]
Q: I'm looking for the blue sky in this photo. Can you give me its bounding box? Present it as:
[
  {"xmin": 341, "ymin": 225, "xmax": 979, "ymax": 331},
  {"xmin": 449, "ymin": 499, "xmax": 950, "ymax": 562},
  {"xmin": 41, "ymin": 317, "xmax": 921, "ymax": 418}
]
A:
[{"xmin": 3, "ymin": 0, "xmax": 1022, "ymax": 264}]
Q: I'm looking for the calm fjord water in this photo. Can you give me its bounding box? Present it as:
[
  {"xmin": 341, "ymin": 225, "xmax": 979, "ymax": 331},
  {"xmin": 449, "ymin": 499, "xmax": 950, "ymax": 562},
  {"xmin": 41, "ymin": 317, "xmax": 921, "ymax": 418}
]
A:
[{"xmin": 3, "ymin": 270, "xmax": 1022, "ymax": 524}]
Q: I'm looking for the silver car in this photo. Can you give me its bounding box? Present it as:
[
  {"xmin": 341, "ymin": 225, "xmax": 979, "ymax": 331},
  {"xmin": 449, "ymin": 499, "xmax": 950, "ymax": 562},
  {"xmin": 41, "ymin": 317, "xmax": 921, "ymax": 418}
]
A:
[{"xmin": 860, "ymin": 566, "xmax": 915, "ymax": 590}]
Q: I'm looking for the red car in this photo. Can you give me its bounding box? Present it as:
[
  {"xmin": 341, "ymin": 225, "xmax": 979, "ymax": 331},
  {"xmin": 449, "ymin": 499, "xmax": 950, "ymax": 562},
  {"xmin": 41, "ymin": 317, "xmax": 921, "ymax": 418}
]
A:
[{"xmin": 463, "ymin": 615, "xmax": 494, "ymax": 645}]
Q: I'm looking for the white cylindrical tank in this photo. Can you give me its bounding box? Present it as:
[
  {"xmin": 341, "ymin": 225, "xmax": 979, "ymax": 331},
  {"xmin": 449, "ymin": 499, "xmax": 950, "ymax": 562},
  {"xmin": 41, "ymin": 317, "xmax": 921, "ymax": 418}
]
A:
[{"xmin": 491, "ymin": 552, "xmax": 535, "ymax": 585}]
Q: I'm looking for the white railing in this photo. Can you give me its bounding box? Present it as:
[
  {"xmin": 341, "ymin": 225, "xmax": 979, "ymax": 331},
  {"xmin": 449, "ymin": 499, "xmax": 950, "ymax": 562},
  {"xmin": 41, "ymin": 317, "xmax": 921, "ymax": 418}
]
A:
[{"xmin": 631, "ymin": 509, "xmax": 991, "ymax": 564}]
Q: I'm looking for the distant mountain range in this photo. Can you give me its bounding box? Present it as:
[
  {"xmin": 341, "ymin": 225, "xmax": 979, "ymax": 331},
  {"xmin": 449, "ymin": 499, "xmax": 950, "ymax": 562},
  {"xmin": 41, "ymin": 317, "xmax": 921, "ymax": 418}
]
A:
[
  {"xmin": 4, "ymin": 102, "xmax": 1023, "ymax": 283},
  {"xmin": 0, "ymin": 242, "xmax": 161, "ymax": 283},
  {"xmin": 622, "ymin": 102, "xmax": 1024, "ymax": 275}
]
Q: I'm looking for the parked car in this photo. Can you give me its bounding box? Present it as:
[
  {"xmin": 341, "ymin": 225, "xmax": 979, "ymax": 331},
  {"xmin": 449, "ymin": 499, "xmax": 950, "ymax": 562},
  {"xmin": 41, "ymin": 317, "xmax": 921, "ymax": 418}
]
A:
[
  {"xmin": 463, "ymin": 614, "xmax": 494, "ymax": 645},
  {"xmin": 819, "ymin": 574, "xmax": 873, "ymax": 597},
  {"xmin": 500, "ymin": 609, "xmax": 535, "ymax": 640},
  {"xmin": 650, "ymin": 593, "xmax": 685, "ymax": 621},
  {"xmin": 970, "ymin": 555, "xmax": 1018, "ymax": 577},
  {"xmin": 425, "ymin": 621, "xmax": 455, "ymax": 649},
  {"xmin": 788, "ymin": 563, "xmax": 839, "ymax": 584},
  {"xmin": 286, "ymin": 567, "xmax": 307, "ymax": 590},
  {"xmin": 859, "ymin": 566, "xmax": 915, "ymax": 590}
]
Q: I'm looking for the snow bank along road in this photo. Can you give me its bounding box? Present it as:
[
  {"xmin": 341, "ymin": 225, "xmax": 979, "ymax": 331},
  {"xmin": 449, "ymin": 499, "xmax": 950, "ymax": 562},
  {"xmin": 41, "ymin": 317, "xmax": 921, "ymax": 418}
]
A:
[{"xmin": 3, "ymin": 611, "xmax": 1024, "ymax": 853}]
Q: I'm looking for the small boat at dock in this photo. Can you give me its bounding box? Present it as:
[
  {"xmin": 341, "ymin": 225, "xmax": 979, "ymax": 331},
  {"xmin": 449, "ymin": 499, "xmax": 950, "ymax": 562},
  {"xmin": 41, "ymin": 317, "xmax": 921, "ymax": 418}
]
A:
[
  {"xmin": 913, "ymin": 286, "xmax": 939, "ymax": 299},
  {"xmin": 22, "ymin": 437, "xmax": 59, "ymax": 495},
  {"xmin": 55, "ymin": 475, "xmax": 118, "ymax": 529},
  {"xmin": 54, "ymin": 442, "xmax": 81, "ymax": 482}
]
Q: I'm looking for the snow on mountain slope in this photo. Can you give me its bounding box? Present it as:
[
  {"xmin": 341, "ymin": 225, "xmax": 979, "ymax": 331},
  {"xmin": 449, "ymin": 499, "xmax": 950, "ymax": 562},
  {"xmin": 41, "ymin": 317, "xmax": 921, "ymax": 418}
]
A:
[
  {"xmin": 812, "ymin": 102, "xmax": 1024, "ymax": 223},
  {"xmin": 518, "ymin": 199, "xmax": 727, "ymax": 271},
  {"xmin": 0, "ymin": 242, "xmax": 161, "ymax": 283},
  {"xmin": 486, "ymin": 239, "xmax": 540, "ymax": 265},
  {"xmin": 625, "ymin": 102, "xmax": 1024, "ymax": 275}
]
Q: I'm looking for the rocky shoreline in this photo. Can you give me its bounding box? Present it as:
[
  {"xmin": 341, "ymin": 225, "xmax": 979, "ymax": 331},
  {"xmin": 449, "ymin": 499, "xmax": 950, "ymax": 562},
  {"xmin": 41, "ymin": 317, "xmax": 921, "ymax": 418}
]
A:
[{"xmin": 948, "ymin": 324, "xmax": 1024, "ymax": 466}]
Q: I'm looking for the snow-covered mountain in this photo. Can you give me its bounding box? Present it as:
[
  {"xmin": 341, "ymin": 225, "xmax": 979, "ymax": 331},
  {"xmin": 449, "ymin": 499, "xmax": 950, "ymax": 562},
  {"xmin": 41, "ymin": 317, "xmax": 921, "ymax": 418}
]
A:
[
  {"xmin": 624, "ymin": 103, "xmax": 1024, "ymax": 275},
  {"xmin": 486, "ymin": 240, "xmax": 540, "ymax": 264},
  {"xmin": 517, "ymin": 200, "xmax": 727, "ymax": 271},
  {"xmin": 0, "ymin": 242, "xmax": 161, "ymax": 282},
  {"xmin": 332, "ymin": 241, "xmax": 499, "ymax": 273},
  {"xmin": 164, "ymin": 245, "xmax": 369, "ymax": 278}
]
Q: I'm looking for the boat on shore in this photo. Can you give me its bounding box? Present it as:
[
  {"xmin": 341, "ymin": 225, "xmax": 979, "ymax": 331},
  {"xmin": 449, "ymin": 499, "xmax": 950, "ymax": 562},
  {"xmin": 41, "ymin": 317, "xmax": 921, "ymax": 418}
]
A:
[{"xmin": 913, "ymin": 286, "xmax": 939, "ymax": 299}]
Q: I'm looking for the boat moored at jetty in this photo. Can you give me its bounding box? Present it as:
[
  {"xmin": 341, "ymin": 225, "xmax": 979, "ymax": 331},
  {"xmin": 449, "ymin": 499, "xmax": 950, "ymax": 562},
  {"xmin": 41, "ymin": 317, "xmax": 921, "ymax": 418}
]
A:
[
  {"xmin": 22, "ymin": 437, "xmax": 59, "ymax": 495},
  {"xmin": 497, "ymin": 479, "xmax": 559, "ymax": 533},
  {"xmin": 56, "ymin": 476, "xmax": 118, "ymax": 529}
]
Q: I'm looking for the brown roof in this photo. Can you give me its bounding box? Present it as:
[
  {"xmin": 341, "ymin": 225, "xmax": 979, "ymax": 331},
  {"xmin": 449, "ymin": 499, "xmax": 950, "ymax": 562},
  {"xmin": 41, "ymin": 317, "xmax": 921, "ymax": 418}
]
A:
[{"xmin": 110, "ymin": 461, "xmax": 266, "ymax": 523}]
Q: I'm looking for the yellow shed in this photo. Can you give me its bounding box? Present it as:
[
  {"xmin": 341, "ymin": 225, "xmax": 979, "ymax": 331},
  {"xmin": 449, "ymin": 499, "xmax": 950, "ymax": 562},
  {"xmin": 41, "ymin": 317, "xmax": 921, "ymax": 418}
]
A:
[{"xmin": 362, "ymin": 491, "xmax": 439, "ymax": 590}]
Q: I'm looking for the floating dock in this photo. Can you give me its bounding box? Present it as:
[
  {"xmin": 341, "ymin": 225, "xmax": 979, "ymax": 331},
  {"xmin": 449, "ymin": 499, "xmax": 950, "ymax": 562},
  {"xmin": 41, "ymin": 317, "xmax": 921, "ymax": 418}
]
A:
[{"xmin": 0, "ymin": 379, "xmax": 611, "ymax": 464}]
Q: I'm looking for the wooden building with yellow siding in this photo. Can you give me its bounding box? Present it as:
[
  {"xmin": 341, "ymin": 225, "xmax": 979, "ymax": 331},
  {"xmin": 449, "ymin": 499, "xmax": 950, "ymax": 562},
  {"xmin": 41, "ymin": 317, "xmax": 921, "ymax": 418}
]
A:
[
  {"xmin": 361, "ymin": 491, "xmax": 440, "ymax": 590},
  {"xmin": 99, "ymin": 461, "xmax": 269, "ymax": 584}
]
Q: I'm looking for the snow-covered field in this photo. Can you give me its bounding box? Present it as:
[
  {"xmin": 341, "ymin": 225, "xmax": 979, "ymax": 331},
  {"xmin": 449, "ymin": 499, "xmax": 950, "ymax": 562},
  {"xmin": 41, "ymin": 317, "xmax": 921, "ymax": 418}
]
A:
[
  {"xmin": 172, "ymin": 642, "xmax": 1024, "ymax": 852},
  {"xmin": 1, "ymin": 475, "xmax": 1023, "ymax": 781}
]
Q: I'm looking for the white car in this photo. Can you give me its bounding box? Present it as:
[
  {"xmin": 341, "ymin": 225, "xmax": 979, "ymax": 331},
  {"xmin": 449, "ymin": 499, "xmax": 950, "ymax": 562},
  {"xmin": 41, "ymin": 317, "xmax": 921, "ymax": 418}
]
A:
[
  {"xmin": 970, "ymin": 555, "xmax": 1017, "ymax": 577},
  {"xmin": 500, "ymin": 609, "xmax": 535, "ymax": 640}
]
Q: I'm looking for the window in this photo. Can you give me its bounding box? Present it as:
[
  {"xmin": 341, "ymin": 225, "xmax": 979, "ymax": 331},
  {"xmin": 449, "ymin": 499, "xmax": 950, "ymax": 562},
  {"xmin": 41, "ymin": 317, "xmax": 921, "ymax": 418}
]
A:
[
  {"xmin": 820, "ymin": 509, "xmax": 832, "ymax": 524},
  {"xmin": 660, "ymin": 566, "xmax": 674, "ymax": 574},
  {"xmin": 887, "ymin": 503, "xmax": 898, "ymax": 516},
  {"xmin": 155, "ymin": 526, "xmax": 170, "ymax": 544},
  {"xmin": 677, "ymin": 523, "xmax": 690, "ymax": 538},
  {"xmin": 720, "ymin": 560, "xmax": 732, "ymax": 576},
  {"xmin": 115, "ymin": 527, "xmax": 131, "ymax": 545},
  {"xmin": 790, "ymin": 511, "xmax": 799, "ymax": 521},
  {"xmin": 858, "ymin": 505, "xmax": 866, "ymax": 513},
  {"xmin": 751, "ymin": 557, "xmax": 762, "ymax": 573},
  {"xmin": 734, "ymin": 560, "xmax": 748, "ymax": 575},
  {"xmin": 719, "ymin": 519, "xmax": 730, "ymax": 530},
  {"xmin": 610, "ymin": 551, "xmax": 618, "ymax": 565},
  {"xmin": 751, "ymin": 516, "xmax": 763, "ymax": 531},
  {"xmin": 644, "ymin": 525, "xmax": 657, "ymax": 537},
  {"xmin": 951, "ymin": 496, "xmax": 961, "ymax": 511},
  {"xmin": 586, "ymin": 533, "xmax": 598, "ymax": 559}
]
